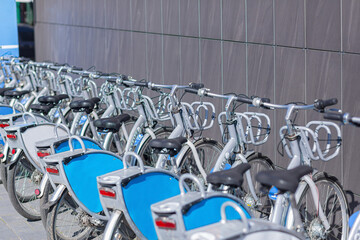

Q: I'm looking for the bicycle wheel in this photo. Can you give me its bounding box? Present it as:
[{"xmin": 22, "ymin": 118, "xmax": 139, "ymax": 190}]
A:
[
  {"xmin": 7, "ymin": 154, "xmax": 42, "ymax": 220},
  {"xmin": 178, "ymin": 138, "xmax": 223, "ymax": 189},
  {"xmin": 136, "ymin": 126, "xmax": 173, "ymax": 167},
  {"xmin": 297, "ymin": 172, "xmax": 349, "ymax": 240},
  {"xmin": 46, "ymin": 190, "xmax": 96, "ymax": 240},
  {"xmin": 240, "ymin": 153, "xmax": 274, "ymax": 218}
]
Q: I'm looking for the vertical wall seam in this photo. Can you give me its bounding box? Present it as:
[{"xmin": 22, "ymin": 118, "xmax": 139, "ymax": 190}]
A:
[
  {"xmin": 304, "ymin": 0, "xmax": 306, "ymax": 49},
  {"xmin": 341, "ymin": 53, "xmax": 344, "ymax": 185},
  {"xmin": 179, "ymin": 0, "xmax": 182, "ymax": 83},
  {"xmin": 198, "ymin": 0, "xmax": 202, "ymax": 83},
  {"xmin": 245, "ymin": 0, "xmax": 248, "ymax": 112},
  {"xmin": 161, "ymin": 0, "xmax": 164, "ymax": 83},
  {"xmin": 220, "ymin": 0, "xmax": 224, "ymax": 94},
  {"xmin": 144, "ymin": 0, "xmax": 148, "ymax": 80},
  {"xmin": 340, "ymin": 0, "xmax": 343, "ymax": 52},
  {"xmin": 304, "ymin": 50, "xmax": 307, "ymax": 123},
  {"xmin": 340, "ymin": 0, "xmax": 344, "ymax": 187},
  {"xmin": 304, "ymin": 0, "xmax": 307, "ymax": 124},
  {"xmin": 273, "ymin": 0, "xmax": 276, "ymax": 44},
  {"xmin": 273, "ymin": 0, "xmax": 277, "ymax": 165},
  {"xmin": 130, "ymin": 0, "xmax": 133, "ymax": 74}
]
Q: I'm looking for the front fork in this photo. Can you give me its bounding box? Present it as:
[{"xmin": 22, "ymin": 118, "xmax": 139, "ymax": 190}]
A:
[{"xmin": 103, "ymin": 210, "xmax": 124, "ymax": 240}]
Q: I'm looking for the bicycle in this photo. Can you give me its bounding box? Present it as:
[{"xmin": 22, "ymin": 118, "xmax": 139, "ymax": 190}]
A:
[{"xmin": 322, "ymin": 111, "xmax": 360, "ymax": 240}]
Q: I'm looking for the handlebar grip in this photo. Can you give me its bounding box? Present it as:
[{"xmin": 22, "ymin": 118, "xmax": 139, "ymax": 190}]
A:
[
  {"xmin": 72, "ymin": 67, "xmax": 83, "ymax": 71},
  {"xmin": 121, "ymin": 75, "xmax": 129, "ymax": 81},
  {"xmin": 314, "ymin": 98, "xmax": 338, "ymax": 111},
  {"xmin": 100, "ymin": 73, "xmax": 111, "ymax": 77},
  {"xmin": 261, "ymin": 98, "xmax": 270, "ymax": 103},
  {"xmin": 236, "ymin": 96, "xmax": 253, "ymax": 104},
  {"xmin": 184, "ymin": 88, "xmax": 199, "ymax": 94},
  {"xmin": 323, "ymin": 112, "xmax": 344, "ymax": 122},
  {"xmin": 189, "ymin": 83, "xmax": 204, "ymax": 90},
  {"xmin": 350, "ymin": 117, "xmax": 360, "ymax": 126},
  {"xmin": 134, "ymin": 81, "xmax": 149, "ymax": 87}
]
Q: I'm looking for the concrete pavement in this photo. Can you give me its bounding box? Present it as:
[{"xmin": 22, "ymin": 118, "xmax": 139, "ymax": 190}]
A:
[{"xmin": 0, "ymin": 182, "xmax": 46, "ymax": 240}]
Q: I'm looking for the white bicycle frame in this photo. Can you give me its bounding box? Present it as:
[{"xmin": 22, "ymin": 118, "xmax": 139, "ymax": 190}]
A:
[{"xmin": 265, "ymin": 104, "xmax": 341, "ymax": 231}]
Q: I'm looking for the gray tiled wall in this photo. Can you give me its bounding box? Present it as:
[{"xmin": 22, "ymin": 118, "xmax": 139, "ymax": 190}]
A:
[{"xmin": 34, "ymin": 0, "xmax": 360, "ymax": 208}]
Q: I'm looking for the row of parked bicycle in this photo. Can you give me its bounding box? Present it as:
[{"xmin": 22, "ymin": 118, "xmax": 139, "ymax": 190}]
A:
[{"xmin": 0, "ymin": 56, "xmax": 359, "ymax": 240}]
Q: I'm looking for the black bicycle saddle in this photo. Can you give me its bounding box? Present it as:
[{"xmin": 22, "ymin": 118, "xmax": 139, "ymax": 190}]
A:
[
  {"xmin": 70, "ymin": 99, "xmax": 95, "ymax": 114},
  {"xmin": 94, "ymin": 114, "xmax": 131, "ymax": 133},
  {"xmin": 149, "ymin": 137, "xmax": 187, "ymax": 157},
  {"xmin": 206, "ymin": 163, "xmax": 251, "ymax": 188},
  {"xmin": 38, "ymin": 94, "xmax": 69, "ymax": 105},
  {"xmin": 0, "ymin": 87, "xmax": 15, "ymax": 96},
  {"xmin": 4, "ymin": 90, "xmax": 30, "ymax": 99},
  {"xmin": 30, "ymin": 104, "xmax": 54, "ymax": 115},
  {"xmin": 256, "ymin": 166, "xmax": 313, "ymax": 193}
]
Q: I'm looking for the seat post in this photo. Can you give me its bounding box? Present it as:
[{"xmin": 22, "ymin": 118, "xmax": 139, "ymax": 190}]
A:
[
  {"xmin": 112, "ymin": 132, "xmax": 124, "ymax": 155},
  {"xmin": 55, "ymin": 99, "xmax": 67, "ymax": 125},
  {"xmin": 87, "ymin": 112, "xmax": 101, "ymax": 142},
  {"xmin": 169, "ymin": 156, "xmax": 178, "ymax": 174},
  {"xmin": 289, "ymin": 193, "xmax": 305, "ymax": 234}
]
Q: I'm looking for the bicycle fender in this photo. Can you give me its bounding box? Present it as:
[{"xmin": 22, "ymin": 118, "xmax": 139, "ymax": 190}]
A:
[
  {"xmin": 5, "ymin": 148, "xmax": 23, "ymax": 167},
  {"xmin": 103, "ymin": 210, "xmax": 124, "ymax": 240},
  {"xmin": 1, "ymin": 143, "xmax": 9, "ymax": 163},
  {"xmin": 41, "ymin": 184, "xmax": 66, "ymax": 210},
  {"xmin": 244, "ymin": 150, "xmax": 255, "ymax": 159}
]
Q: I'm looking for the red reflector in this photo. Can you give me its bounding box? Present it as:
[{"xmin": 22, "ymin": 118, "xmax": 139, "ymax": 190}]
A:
[
  {"xmin": 11, "ymin": 149, "xmax": 15, "ymax": 154},
  {"xmin": 7, "ymin": 134, "xmax": 16, "ymax": 139},
  {"xmin": 37, "ymin": 151, "xmax": 50, "ymax": 158},
  {"xmin": 99, "ymin": 187, "xmax": 116, "ymax": 198},
  {"xmin": 34, "ymin": 189, "xmax": 40, "ymax": 196},
  {"xmin": 0, "ymin": 153, "xmax": 4, "ymax": 158},
  {"xmin": 46, "ymin": 166, "xmax": 59, "ymax": 174},
  {"xmin": 0, "ymin": 123, "xmax": 9, "ymax": 128},
  {"xmin": 155, "ymin": 218, "xmax": 176, "ymax": 230}
]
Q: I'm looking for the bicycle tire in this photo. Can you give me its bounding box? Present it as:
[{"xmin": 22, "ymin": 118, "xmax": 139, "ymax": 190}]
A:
[
  {"xmin": 297, "ymin": 172, "xmax": 349, "ymax": 240},
  {"xmin": 178, "ymin": 138, "xmax": 223, "ymax": 189},
  {"xmin": 7, "ymin": 155, "xmax": 41, "ymax": 220},
  {"xmin": 46, "ymin": 190, "xmax": 93, "ymax": 240},
  {"xmin": 241, "ymin": 152, "xmax": 274, "ymax": 218}
]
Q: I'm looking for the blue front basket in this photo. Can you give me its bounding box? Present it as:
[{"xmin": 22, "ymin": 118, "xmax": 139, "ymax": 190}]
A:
[
  {"xmin": 55, "ymin": 138, "xmax": 102, "ymax": 153},
  {"xmin": 122, "ymin": 172, "xmax": 180, "ymax": 240},
  {"xmin": 183, "ymin": 196, "xmax": 251, "ymax": 231},
  {"xmin": 63, "ymin": 152, "xmax": 123, "ymax": 213}
]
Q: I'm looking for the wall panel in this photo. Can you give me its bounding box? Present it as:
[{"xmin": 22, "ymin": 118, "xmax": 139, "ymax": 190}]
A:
[{"xmin": 35, "ymin": 0, "xmax": 360, "ymax": 207}]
